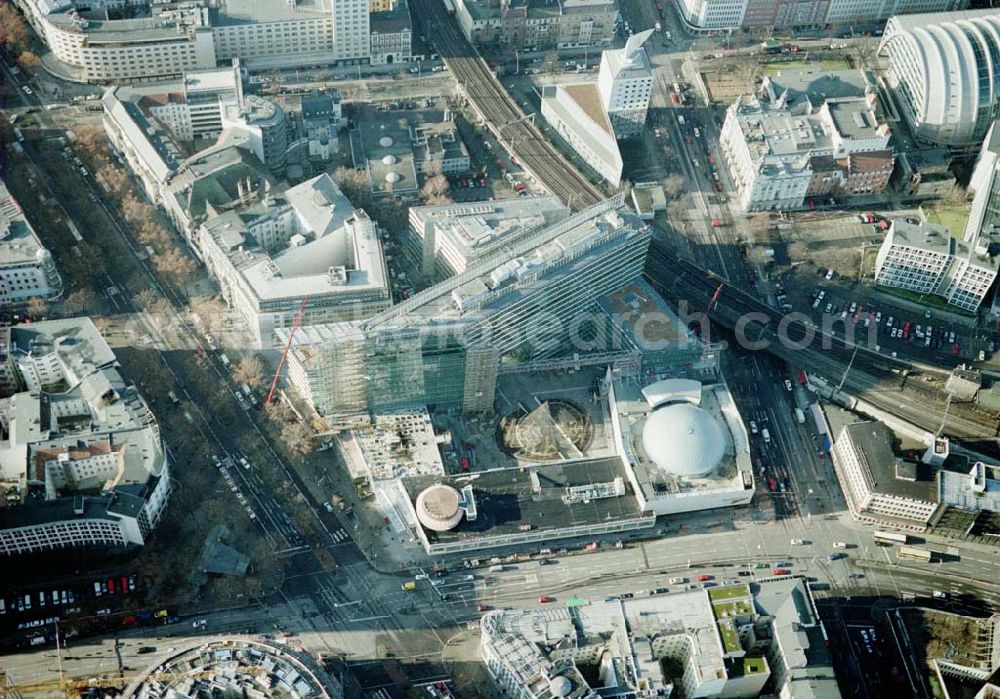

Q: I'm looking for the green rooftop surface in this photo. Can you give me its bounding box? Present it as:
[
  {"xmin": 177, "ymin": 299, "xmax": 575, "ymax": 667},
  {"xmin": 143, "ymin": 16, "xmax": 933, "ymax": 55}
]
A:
[
  {"xmin": 742, "ymin": 656, "xmax": 767, "ymax": 675},
  {"xmin": 714, "ymin": 599, "xmax": 754, "ymax": 618},
  {"xmin": 708, "ymin": 584, "xmax": 747, "ymax": 601},
  {"xmin": 718, "ymin": 619, "xmax": 741, "ymax": 654},
  {"xmin": 924, "ymin": 204, "xmax": 969, "ymax": 240}
]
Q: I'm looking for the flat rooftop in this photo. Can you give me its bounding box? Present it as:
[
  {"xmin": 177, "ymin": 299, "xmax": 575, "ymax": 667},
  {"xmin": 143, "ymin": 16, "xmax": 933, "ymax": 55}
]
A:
[
  {"xmin": 353, "ymin": 108, "xmax": 420, "ymax": 195},
  {"xmin": 826, "ymin": 98, "xmax": 883, "ymax": 141},
  {"xmin": 564, "ymin": 83, "xmax": 611, "ymax": 137},
  {"xmin": 213, "ymin": 0, "xmax": 332, "ymax": 25},
  {"xmin": 203, "ymin": 174, "xmax": 388, "ymax": 302},
  {"xmin": 0, "ymin": 179, "xmax": 49, "ymax": 268},
  {"xmin": 762, "ymin": 67, "xmax": 871, "ymax": 106},
  {"xmin": 837, "ymin": 419, "xmax": 937, "ymax": 502},
  {"xmin": 599, "ymin": 279, "xmax": 698, "ymax": 350},
  {"xmin": 48, "ymin": 7, "xmax": 208, "ymax": 43},
  {"xmin": 364, "ymin": 201, "xmax": 636, "ymax": 329},
  {"xmin": 403, "ymin": 457, "xmax": 646, "ymax": 545},
  {"xmin": 612, "ymin": 378, "xmax": 752, "ymax": 497}
]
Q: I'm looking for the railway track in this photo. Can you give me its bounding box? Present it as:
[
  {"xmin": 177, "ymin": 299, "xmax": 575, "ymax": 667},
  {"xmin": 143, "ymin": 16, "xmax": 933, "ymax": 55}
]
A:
[
  {"xmin": 409, "ymin": 2, "xmax": 995, "ymax": 439},
  {"xmin": 410, "ymin": 0, "xmax": 604, "ymax": 210},
  {"xmin": 646, "ymin": 242, "xmax": 999, "ymax": 439}
]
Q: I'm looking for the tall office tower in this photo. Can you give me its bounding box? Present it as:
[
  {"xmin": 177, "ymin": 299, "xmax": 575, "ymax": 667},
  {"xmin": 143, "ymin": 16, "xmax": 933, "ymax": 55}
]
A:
[
  {"xmin": 332, "ymin": 0, "xmax": 372, "ymax": 61},
  {"xmin": 598, "ymin": 29, "xmax": 654, "ymax": 139}
]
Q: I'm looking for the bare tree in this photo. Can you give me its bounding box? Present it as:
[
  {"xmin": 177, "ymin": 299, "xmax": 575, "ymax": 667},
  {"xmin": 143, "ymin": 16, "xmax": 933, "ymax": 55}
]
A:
[
  {"xmin": 422, "ymin": 160, "xmax": 444, "ymax": 177},
  {"xmin": 137, "ymin": 221, "xmax": 169, "ymax": 248},
  {"xmin": 120, "ymin": 195, "xmax": 146, "ymax": 224},
  {"xmin": 97, "ymin": 164, "xmax": 129, "ymax": 199},
  {"xmin": 281, "ymin": 421, "xmax": 315, "ymax": 456},
  {"xmin": 0, "ymin": 3, "xmax": 31, "ymax": 52},
  {"xmin": 190, "ymin": 297, "xmax": 226, "ymax": 333},
  {"xmin": 154, "ymin": 247, "xmax": 197, "ymax": 287},
  {"xmin": 946, "ymin": 183, "xmax": 969, "ymax": 205},
  {"xmin": 736, "ymin": 52, "xmax": 763, "ymax": 92},
  {"xmin": 425, "ymin": 193, "xmax": 453, "ymax": 206},
  {"xmin": 16, "ymin": 51, "xmax": 40, "ymax": 70},
  {"xmin": 852, "ymin": 40, "xmax": 877, "ymax": 70},
  {"xmin": 263, "ymin": 398, "xmax": 294, "ymax": 424},
  {"xmin": 543, "ymin": 49, "xmax": 560, "ymax": 73},
  {"xmin": 233, "ymin": 355, "xmax": 264, "ymax": 388},
  {"xmin": 73, "ymin": 126, "xmax": 110, "ymax": 166},
  {"xmin": 746, "ymin": 212, "xmax": 772, "ymax": 238},
  {"xmin": 26, "ymin": 297, "xmax": 48, "ymax": 319},
  {"xmin": 663, "ymin": 174, "xmax": 686, "ymax": 199},
  {"xmin": 64, "ymin": 288, "xmax": 97, "ymax": 315},
  {"xmin": 332, "ymin": 166, "xmax": 373, "ymax": 211},
  {"xmin": 421, "ymin": 173, "xmax": 450, "ymax": 199}
]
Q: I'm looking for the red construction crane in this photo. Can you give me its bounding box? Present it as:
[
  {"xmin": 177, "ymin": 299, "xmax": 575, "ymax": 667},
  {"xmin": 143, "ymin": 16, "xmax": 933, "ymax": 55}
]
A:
[
  {"xmin": 708, "ymin": 282, "xmax": 724, "ymax": 311},
  {"xmin": 265, "ymin": 296, "xmax": 309, "ymax": 405}
]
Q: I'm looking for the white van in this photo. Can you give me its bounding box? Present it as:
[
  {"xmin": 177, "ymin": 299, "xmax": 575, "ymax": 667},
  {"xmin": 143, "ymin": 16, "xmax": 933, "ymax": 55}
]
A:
[
  {"xmin": 761, "ymin": 428, "xmax": 771, "ymax": 443},
  {"xmin": 832, "ymin": 542, "xmax": 848, "ymax": 549}
]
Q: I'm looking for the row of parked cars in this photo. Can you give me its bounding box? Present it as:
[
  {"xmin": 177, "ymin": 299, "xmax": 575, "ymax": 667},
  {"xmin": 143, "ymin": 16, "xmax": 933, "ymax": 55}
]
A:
[{"xmin": 1, "ymin": 575, "xmax": 135, "ymax": 616}]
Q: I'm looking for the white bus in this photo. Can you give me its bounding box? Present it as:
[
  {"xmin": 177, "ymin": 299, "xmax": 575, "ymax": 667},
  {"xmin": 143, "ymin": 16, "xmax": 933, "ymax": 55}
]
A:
[
  {"xmin": 873, "ymin": 530, "xmax": 908, "ymax": 545},
  {"xmin": 897, "ymin": 545, "xmax": 932, "ymax": 562}
]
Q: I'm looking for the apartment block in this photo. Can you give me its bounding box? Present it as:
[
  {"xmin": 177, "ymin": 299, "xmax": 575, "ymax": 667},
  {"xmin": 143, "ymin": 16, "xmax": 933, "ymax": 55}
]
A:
[
  {"xmin": 0, "ymin": 178, "xmax": 63, "ymax": 309},
  {"xmin": 874, "ymin": 220, "xmax": 997, "ymax": 312},
  {"xmin": 0, "ymin": 319, "xmax": 171, "ymax": 557}
]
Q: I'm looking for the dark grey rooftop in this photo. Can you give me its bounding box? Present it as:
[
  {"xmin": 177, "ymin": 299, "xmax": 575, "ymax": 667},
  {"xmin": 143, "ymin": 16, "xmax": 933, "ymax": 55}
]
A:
[
  {"xmin": 403, "ymin": 457, "xmax": 644, "ymax": 543},
  {"xmin": 843, "ymin": 421, "xmax": 937, "ymax": 501}
]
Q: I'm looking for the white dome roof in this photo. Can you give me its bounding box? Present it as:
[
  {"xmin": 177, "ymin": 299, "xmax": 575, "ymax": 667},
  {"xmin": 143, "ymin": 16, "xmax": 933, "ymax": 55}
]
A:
[
  {"xmin": 415, "ymin": 484, "xmax": 463, "ymax": 532},
  {"xmin": 642, "ymin": 403, "xmax": 725, "ymax": 478},
  {"xmin": 382, "ymin": 154, "xmax": 397, "ymax": 165},
  {"xmin": 379, "ymin": 136, "xmax": 394, "ymax": 147},
  {"xmin": 385, "ymin": 171, "xmax": 401, "ymax": 184},
  {"xmin": 548, "ymin": 676, "xmax": 572, "ymax": 697}
]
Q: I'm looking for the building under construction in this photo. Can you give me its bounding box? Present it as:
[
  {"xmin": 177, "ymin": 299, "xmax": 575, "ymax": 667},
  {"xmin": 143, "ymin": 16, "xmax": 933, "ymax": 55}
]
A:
[{"xmin": 279, "ymin": 195, "xmax": 652, "ymax": 418}]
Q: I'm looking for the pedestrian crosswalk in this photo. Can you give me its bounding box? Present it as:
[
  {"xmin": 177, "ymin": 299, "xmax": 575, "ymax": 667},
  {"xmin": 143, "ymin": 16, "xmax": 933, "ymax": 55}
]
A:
[{"xmin": 330, "ymin": 528, "xmax": 349, "ymax": 543}]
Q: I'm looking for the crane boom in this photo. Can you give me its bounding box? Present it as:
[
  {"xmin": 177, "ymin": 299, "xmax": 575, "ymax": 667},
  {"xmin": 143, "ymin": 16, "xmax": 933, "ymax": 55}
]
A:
[{"xmin": 266, "ymin": 296, "xmax": 309, "ymax": 405}]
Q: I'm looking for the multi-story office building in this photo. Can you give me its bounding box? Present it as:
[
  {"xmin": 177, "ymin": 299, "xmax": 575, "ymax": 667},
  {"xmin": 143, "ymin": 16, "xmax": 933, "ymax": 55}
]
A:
[
  {"xmin": 830, "ymin": 418, "xmax": 941, "ymax": 529},
  {"xmin": 962, "ymin": 121, "xmax": 1000, "ymax": 297},
  {"xmin": 874, "ymin": 220, "xmax": 998, "ymax": 312},
  {"xmin": 597, "ymin": 30, "xmax": 653, "ymax": 139},
  {"xmin": 408, "ymin": 196, "xmax": 570, "ymax": 279},
  {"xmin": 720, "ymin": 87, "xmax": 892, "ymax": 211},
  {"xmin": 541, "ymin": 83, "xmax": 624, "ymax": 186},
  {"xmin": 675, "ymin": 0, "xmax": 966, "ymax": 31},
  {"xmin": 370, "ymin": 0, "xmax": 413, "ymax": 65},
  {"xmin": 453, "ymin": 0, "xmax": 616, "ymax": 54},
  {"xmin": 115, "ymin": 63, "xmax": 243, "ymax": 145},
  {"xmin": 18, "ymin": 3, "xmax": 217, "ymax": 82},
  {"xmin": 281, "ymin": 195, "xmax": 650, "ymax": 417},
  {"xmin": 879, "ymin": 8, "xmax": 1000, "ymax": 148},
  {"xmin": 481, "ymin": 578, "xmax": 837, "ymax": 699},
  {"xmin": 0, "ymin": 318, "xmax": 171, "ymax": 557},
  {"xmin": 197, "ymin": 173, "xmax": 391, "ymax": 349},
  {"xmin": 0, "ymin": 178, "xmax": 63, "ymax": 309},
  {"xmin": 221, "ymin": 95, "xmax": 288, "ymax": 174},
  {"xmin": 14, "ymin": 0, "xmax": 372, "ymax": 83}
]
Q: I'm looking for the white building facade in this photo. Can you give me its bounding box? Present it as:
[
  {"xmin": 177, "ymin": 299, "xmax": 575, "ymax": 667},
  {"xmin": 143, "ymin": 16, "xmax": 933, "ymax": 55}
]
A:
[
  {"xmin": 720, "ymin": 93, "xmax": 891, "ymax": 212},
  {"xmin": 14, "ymin": 0, "xmax": 372, "ymax": 83},
  {"xmin": 879, "ymin": 8, "xmax": 1000, "ymax": 148},
  {"xmin": 676, "ymin": 0, "xmax": 966, "ymax": 31},
  {"xmin": 597, "ymin": 30, "xmax": 653, "ymax": 139},
  {"xmin": 0, "ymin": 179, "xmax": 63, "ymax": 308},
  {"xmin": 875, "ymin": 220, "xmax": 998, "ymax": 312}
]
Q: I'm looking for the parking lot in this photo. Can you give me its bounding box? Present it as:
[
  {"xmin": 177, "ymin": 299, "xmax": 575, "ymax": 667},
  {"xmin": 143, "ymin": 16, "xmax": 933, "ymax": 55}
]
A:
[{"xmin": 801, "ymin": 281, "xmax": 993, "ymax": 363}]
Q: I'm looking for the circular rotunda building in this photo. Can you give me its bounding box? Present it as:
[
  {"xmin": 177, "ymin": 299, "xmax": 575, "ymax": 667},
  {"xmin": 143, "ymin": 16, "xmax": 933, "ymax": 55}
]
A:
[{"xmin": 879, "ymin": 9, "xmax": 1000, "ymax": 147}]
